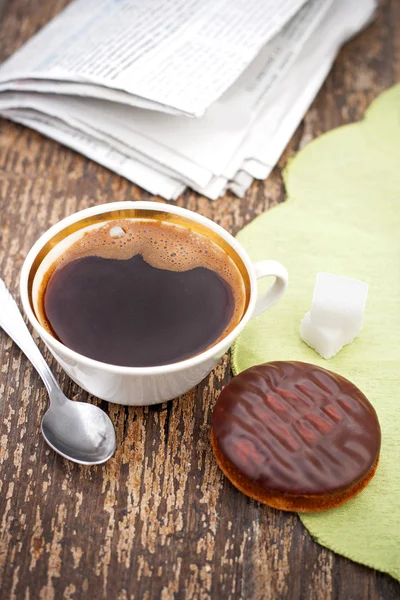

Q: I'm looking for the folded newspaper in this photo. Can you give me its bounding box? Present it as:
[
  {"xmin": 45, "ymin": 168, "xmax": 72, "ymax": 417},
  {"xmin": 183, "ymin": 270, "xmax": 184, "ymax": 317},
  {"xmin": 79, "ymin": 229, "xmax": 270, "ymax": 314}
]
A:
[{"xmin": 0, "ymin": 0, "xmax": 376, "ymax": 200}]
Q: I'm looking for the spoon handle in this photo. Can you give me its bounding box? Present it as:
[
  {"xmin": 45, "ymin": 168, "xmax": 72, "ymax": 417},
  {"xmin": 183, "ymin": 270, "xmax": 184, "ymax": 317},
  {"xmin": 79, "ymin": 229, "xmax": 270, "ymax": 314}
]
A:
[{"xmin": 0, "ymin": 278, "xmax": 60, "ymax": 396}]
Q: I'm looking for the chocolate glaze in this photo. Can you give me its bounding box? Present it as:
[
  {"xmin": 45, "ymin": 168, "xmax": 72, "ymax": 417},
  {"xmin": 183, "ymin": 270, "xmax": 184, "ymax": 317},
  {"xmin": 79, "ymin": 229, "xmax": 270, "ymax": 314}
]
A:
[{"xmin": 212, "ymin": 362, "xmax": 381, "ymax": 495}]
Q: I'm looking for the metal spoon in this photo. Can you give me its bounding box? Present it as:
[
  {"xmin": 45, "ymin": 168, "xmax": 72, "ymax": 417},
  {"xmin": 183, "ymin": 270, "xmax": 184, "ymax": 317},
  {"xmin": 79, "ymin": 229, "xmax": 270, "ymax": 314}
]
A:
[{"xmin": 0, "ymin": 278, "xmax": 116, "ymax": 465}]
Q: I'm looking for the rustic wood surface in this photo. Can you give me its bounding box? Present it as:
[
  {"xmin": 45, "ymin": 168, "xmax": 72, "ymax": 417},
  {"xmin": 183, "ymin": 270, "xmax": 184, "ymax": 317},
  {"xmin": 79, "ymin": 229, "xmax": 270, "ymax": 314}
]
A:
[{"xmin": 0, "ymin": 1, "xmax": 399, "ymax": 599}]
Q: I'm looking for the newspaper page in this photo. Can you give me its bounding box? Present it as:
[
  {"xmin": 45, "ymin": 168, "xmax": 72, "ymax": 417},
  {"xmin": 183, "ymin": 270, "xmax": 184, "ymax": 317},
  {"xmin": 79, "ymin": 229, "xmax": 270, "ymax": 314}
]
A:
[
  {"xmin": 190, "ymin": 0, "xmax": 377, "ymax": 198},
  {"xmin": 0, "ymin": 0, "xmax": 331, "ymax": 190},
  {"xmin": 1, "ymin": 108, "xmax": 184, "ymax": 200},
  {"xmin": 0, "ymin": 0, "xmax": 377, "ymax": 200},
  {"xmin": 0, "ymin": 0, "xmax": 309, "ymax": 117},
  {"xmin": 78, "ymin": 0, "xmax": 332, "ymax": 182},
  {"xmin": 198, "ymin": 0, "xmax": 377, "ymax": 198},
  {"xmin": 229, "ymin": 0, "xmax": 377, "ymax": 193},
  {"xmin": 0, "ymin": 80, "xmax": 187, "ymax": 116}
]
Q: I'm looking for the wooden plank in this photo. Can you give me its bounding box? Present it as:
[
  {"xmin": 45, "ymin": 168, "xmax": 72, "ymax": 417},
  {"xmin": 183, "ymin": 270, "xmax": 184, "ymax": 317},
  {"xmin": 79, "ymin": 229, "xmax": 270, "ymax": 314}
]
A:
[{"xmin": 0, "ymin": 1, "xmax": 399, "ymax": 598}]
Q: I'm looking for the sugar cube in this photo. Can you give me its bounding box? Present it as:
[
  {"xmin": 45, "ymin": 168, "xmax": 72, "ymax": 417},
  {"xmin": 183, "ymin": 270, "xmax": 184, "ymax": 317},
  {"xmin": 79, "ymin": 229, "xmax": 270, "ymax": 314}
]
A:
[
  {"xmin": 310, "ymin": 273, "xmax": 368, "ymax": 337},
  {"xmin": 300, "ymin": 312, "xmax": 346, "ymax": 360},
  {"xmin": 300, "ymin": 273, "xmax": 368, "ymax": 360}
]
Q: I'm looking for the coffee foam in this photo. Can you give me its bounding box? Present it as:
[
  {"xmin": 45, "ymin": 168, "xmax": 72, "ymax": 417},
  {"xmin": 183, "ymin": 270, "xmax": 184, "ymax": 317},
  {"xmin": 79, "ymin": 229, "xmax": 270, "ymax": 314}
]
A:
[{"xmin": 37, "ymin": 219, "xmax": 247, "ymax": 343}]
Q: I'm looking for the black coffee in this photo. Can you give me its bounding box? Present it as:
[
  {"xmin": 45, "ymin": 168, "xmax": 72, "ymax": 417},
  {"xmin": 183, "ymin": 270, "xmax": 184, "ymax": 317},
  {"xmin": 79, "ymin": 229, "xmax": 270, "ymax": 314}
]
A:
[{"xmin": 38, "ymin": 219, "xmax": 246, "ymax": 367}]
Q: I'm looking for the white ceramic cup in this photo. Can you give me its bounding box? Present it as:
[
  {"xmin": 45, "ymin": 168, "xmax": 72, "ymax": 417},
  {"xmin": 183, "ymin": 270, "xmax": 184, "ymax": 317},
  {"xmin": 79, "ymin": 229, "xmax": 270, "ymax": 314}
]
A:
[{"xmin": 20, "ymin": 201, "xmax": 288, "ymax": 406}]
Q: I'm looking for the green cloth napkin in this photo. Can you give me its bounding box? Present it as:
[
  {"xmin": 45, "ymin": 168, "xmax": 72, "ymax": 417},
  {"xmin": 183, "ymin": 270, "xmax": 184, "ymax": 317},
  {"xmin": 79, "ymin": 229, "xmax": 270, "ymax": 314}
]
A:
[{"xmin": 231, "ymin": 84, "xmax": 400, "ymax": 581}]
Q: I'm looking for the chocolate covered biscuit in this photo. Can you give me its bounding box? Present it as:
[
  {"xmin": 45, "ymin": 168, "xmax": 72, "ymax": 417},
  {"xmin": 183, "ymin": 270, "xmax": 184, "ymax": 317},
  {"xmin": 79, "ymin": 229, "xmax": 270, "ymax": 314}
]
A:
[{"xmin": 212, "ymin": 361, "xmax": 381, "ymax": 512}]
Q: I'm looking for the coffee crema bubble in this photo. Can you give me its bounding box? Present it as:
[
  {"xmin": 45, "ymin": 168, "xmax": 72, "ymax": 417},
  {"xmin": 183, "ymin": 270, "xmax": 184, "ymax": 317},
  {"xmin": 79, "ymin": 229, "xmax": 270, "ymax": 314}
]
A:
[{"xmin": 37, "ymin": 219, "xmax": 247, "ymax": 367}]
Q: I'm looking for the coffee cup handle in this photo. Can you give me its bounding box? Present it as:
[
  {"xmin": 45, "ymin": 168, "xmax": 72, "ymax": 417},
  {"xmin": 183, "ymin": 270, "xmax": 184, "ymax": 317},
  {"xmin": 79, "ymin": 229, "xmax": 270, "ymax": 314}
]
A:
[{"xmin": 251, "ymin": 260, "xmax": 288, "ymax": 319}]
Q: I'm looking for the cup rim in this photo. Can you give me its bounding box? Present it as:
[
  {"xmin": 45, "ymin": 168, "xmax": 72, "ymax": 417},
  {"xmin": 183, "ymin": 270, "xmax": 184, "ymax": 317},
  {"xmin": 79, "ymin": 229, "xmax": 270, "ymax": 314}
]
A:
[{"xmin": 20, "ymin": 201, "xmax": 258, "ymax": 375}]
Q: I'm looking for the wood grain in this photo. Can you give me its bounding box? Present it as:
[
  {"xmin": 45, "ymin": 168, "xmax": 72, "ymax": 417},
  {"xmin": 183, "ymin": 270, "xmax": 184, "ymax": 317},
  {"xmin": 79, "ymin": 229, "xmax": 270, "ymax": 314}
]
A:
[{"xmin": 1, "ymin": 1, "xmax": 400, "ymax": 598}]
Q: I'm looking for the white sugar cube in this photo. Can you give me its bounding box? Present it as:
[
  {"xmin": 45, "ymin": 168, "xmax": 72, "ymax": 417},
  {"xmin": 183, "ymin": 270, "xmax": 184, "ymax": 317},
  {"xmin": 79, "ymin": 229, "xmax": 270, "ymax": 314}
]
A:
[
  {"xmin": 300, "ymin": 273, "xmax": 368, "ymax": 360},
  {"xmin": 300, "ymin": 312, "xmax": 346, "ymax": 360},
  {"xmin": 310, "ymin": 273, "xmax": 368, "ymax": 338}
]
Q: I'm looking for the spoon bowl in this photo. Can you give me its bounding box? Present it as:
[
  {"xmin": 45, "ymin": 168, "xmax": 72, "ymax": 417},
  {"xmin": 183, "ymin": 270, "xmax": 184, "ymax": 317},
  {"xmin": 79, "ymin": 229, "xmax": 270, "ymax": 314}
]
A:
[{"xmin": 42, "ymin": 396, "xmax": 117, "ymax": 464}]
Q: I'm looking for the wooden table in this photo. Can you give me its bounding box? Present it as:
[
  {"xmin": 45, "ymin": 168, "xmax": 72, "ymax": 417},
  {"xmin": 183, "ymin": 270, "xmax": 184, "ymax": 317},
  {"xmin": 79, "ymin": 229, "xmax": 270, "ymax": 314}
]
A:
[{"xmin": 1, "ymin": 1, "xmax": 399, "ymax": 598}]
